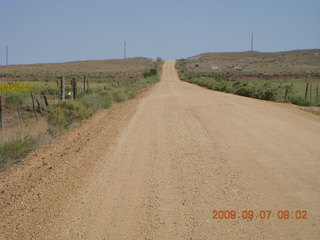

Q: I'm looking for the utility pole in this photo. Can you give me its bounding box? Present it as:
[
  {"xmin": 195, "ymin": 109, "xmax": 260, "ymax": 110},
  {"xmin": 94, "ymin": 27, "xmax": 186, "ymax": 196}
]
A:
[
  {"xmin": 6, "ymin": 46, "xmax": 8, "ymax": 65},
  {"xmin": 124, "ymin": 40, "xmax": 126, "ymax": 59},
  {"xmin": 251, "ymin": 32, "xmax": 254, "ymax": 52}
]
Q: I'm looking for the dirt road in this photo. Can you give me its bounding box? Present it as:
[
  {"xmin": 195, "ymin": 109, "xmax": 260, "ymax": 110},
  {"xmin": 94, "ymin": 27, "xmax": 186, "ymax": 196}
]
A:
[{"xmin": 1, "ymin": 61, "xmax": 320, "ymax": 239}]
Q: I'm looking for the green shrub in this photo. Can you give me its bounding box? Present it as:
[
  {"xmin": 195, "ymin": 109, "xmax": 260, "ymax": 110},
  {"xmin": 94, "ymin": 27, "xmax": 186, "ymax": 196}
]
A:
[
  {"xmin": 289, "ymin": 96, "xmax": 311, "ymax": 106},
  {"xmin": 234, "ymin": 82, "xmax": 257, "ymax": 97},
  {"xmin": 33, "ymin": 76, "xmax": 41, "ymax": 82},
  {"xmin": 4, "ymin": 92, "xmax": 26, "ymax": 107},
  {"xmin": 80, "ymin": 93, "xmax": 112, "ymax": 111},
  {"xmin": 214, "ymin": 81, "xmax": 228, "ymax": 92},
  {"xmin": 125, "ymin": 88, "xmax": 138, "ymax": 99},
  {"xmin": 233, "ymin": 81, "xmax": 242, "ymax": 89},
  {"xmin": 46, "ymin": 101, "xmax": 92, "ymax": 130},
  {"xmin": 143, "ymin": 68, "xmax": 157, "ymax": 78},
  {"xmin": 0, "ymin": 136, "xmax": 36, "ymax": 170},
  {"xmin": 261, "ymin": 88, "xmax": 278, "ymax": 100},
  {"xmin": 111, "ymin": 89, "xmax": 127, "ymax": 102},
  {"xmin": 99, "ymin": 92, "xmax": 113, "ymax": 108},
  {"xmin": 255, "ymin": 83, "xmax": 279, "ymax": 101},
  {"xmin": 43, "ymin": 87, "xmax": 59, "ymax": 96}
]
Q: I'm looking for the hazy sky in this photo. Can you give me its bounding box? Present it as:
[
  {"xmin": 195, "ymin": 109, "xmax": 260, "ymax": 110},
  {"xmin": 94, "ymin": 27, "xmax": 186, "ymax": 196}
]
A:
[{"xmin": 0, "ymin": 0, "xmax": 319, "ymax": 64}]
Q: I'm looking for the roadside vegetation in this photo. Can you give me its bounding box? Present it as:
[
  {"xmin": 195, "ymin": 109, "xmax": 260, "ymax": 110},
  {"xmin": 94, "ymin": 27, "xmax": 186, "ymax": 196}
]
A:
[
  {"xmin": 0, "ymin": 136, "xmax": 36, "ymax": 170},
  {"xmin": 0, "ymin": 58, "xmax": 162, "ymax": 171},
  {"xmin": 176, "ymin": 51, "xmax": 320, "ymax": 107}
]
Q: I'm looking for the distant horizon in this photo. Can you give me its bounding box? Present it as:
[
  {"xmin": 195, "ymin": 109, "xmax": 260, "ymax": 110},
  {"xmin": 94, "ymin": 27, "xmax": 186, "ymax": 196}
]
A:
[{"xmin": 0, "ymin": 48, "xmax": 319, "ymax": 67}]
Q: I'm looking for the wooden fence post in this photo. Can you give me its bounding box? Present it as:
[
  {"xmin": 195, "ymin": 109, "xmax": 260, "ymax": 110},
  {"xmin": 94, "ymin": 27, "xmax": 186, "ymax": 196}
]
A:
[
  {"xmin": 304, "ymin": 83, "xmax": 309, "ymax": 99},
  {"xmin": 36, "ymin": 98, "xmax": 44, "ymax": 117},
  {"xmin": 60, "ymin": 77, "xmax": 65, "ymax": 101},
  {"xmin": 284, "ymin": 87, "xmax": 289, "ymax": 101},
  {"xmin": 310, "ymin": 84, "xmax": 312, "ymax": 103},
  {"xmin": 41, "ymin": 91, "xmax": 49, "ymax": 107},
  {"xmin": 86, "ymin": 77, "xmax": 89, "ymax": 93},
  {"xmin": 0, "ymin": 96, "xmax": 3, "ymax": 129},
  {"xmin": 30, "ymin": 91, "xmax": 38, "ymax": 119},
  {"xmin": 83, "ymin": 76, "xmax": 86, "ymax": 93},
  {"xmin": 72, "ymin": 78, "xmax": 77, "ymax": 100}
]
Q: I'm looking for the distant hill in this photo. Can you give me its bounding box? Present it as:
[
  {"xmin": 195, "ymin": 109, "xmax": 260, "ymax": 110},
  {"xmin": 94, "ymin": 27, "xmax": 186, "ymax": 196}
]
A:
[
  {"xmin": 0, "ymin": 57, "xmax": 154, "ymax": 76},
  {"xmin": 184, "ymin": 49, "xmax": 320, "ymax": 74}
]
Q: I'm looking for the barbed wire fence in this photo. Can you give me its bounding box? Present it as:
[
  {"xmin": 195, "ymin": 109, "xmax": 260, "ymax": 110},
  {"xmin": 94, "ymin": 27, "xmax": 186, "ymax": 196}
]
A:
[{"xmin": 0, "ymin": 75, "xmax": 89, "ymax": 130}]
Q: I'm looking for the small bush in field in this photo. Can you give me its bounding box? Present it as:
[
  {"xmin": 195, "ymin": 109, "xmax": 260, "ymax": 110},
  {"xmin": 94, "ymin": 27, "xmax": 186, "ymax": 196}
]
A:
[
  {"xmin": 214, "ymin": 81, "xmax": 228, "ymax": 92},
  {"xmin": 46, "ymin": 101, "xmax": 92, "ymax": 130},
  {"xmin": 80, "ymin": 93, "xmax": 112, "ymax": 111},
  {"xmin": 125, "ymin": 88, "xmax": 138, "ymax": 99},
  {"xmin": 143, "ymin": 68, "xmax": 157, "ymax": 78},
  {"xmin": 234, "ymin": 82, "xmax": 257, "ymax": 97},
  {"xmin": 0, "ymin": 136, "xmax": 36, "ymax": 170},
  {"xmin": 112, "ymin": 89, "xmax": 127, "ymax": 102},
  {"xmin": 4, "ymin": 92, "xmax": 26, "ymax": 108},
  {"xmin": 289, "ymin": 96, "xmax": 311, "ymax": 106},
  {"xmin": 99, "ymin": 92, "xmax": 113, "ymax": 108},
  {"xmin": 43, "ymin": 87, "xmax": 60, "ymax": 96},
  {"xmin": 255, "ymin": 83, "xmax": 279, "ymax": 101}
]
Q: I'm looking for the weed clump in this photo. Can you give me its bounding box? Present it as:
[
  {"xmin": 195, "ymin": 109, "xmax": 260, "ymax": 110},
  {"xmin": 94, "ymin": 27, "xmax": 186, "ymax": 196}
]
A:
[
  {"xmin": 0, "ymin": 136, "xmax": 36, "ymax": 170},
  {"xmin": 233, "ymin": 82, "xmax": 279, "ymax": 100},
  {"xmin": 111, "ymin": 89, "xmax": 128, "ymax": 102},
  {"xmin": 46, "ymin": 101, "xmax": 92, "ymax": 131},
  {"xmin": 4, "ymin": 92, "xmax": 26, "ymax": 107},
  {"xmin": 143, "ymin": 68, "xmax": 157, "ymax": 78},
  {"xmin": 80, "ymin": 93, "xmax": 112, "ymax": 111},
  {"xmin": 289, "ymin": 96, "xmax": 311, "ymax": 106}
]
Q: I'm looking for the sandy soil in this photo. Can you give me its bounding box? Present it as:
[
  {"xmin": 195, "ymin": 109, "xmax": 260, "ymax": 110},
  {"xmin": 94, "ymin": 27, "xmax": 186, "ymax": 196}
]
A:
[{"xmin": 0, "ymin": 61, "xmax": 319, "ymax": 239}]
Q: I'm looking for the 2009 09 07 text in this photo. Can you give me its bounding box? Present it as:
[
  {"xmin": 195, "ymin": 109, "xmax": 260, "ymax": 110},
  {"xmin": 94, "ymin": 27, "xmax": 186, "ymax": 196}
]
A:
[{"xmin": 212, "ymin": 210, "xmax": 307, "ymax": 220}]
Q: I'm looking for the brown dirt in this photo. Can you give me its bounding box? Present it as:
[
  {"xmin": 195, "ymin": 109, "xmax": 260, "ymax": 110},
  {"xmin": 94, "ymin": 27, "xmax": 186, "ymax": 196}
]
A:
[{"xmin": 1, "ymin": 61, "xmax": 320, "ymax": 239}]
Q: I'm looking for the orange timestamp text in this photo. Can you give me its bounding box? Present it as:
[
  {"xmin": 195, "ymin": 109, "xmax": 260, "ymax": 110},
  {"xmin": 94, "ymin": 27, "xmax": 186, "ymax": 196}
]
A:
[{"xmin": 212, "ymin": 210, "xmax": 307, "ymax": 220}]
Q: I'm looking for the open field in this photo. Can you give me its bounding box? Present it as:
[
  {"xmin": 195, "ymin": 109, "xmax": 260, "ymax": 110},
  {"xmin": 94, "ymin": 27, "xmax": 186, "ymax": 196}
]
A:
[
  {"xmin": 0, "ymin": 57, "xmax": 154, "ymax": 79},
  {"xmin": 177, "ymin": 50, "xmax": 320, "ymax": 106},
  {"xmin": 0, "ymin": 61, "xmax": 319, "ymax": 239}
]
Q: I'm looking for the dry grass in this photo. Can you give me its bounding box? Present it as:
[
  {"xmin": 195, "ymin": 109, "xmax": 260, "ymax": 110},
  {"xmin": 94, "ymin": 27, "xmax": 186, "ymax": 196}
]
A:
[
  {"xmin": 0, "ymin": 118, "xmax": 49, "ymax": 145},
  {"xmin": 0, "ymin": 117, "xmax": 51, "ymax": 170}
]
